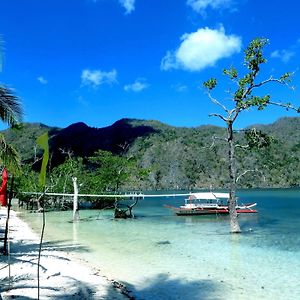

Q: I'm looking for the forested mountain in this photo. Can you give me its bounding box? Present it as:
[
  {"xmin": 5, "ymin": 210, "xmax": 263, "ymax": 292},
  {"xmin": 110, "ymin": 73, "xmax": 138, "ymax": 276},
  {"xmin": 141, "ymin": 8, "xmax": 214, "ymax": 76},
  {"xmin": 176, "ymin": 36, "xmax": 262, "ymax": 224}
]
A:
[{"xmin": 2, "ymin": 117, "xmax": 300, "ymax": 189}]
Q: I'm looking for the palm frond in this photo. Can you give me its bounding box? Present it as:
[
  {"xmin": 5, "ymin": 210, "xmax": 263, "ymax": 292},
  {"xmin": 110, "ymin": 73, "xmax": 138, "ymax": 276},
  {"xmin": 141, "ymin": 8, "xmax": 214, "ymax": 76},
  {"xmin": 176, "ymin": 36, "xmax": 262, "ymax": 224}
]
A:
[
  {"xmin": 0, "ymin": 86, "xmax": 23, "ymax": 126},
  {"xmin": 0, "ymin": 133, "xmax": 21, "ymax": 173}
]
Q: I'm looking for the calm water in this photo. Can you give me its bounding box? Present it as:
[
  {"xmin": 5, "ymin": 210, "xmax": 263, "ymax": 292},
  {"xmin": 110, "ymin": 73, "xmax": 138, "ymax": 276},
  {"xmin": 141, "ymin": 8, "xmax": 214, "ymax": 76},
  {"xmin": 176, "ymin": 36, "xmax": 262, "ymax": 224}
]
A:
[{"xmin": 19, "ymin": 189, "xmax": 300, "ymax": 300}]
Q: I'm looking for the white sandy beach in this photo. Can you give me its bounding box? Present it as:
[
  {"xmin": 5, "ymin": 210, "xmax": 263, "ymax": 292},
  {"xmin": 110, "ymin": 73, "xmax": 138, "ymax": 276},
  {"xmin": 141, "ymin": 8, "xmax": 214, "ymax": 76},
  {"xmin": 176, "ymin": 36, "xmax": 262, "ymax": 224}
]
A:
[
  {"xmin": 0, "ymin": 207, "xmax": 132, "ymax": 300},
  {"xmin": 2, "ymin": 194, "xmax": 300, "ymax": 300}
]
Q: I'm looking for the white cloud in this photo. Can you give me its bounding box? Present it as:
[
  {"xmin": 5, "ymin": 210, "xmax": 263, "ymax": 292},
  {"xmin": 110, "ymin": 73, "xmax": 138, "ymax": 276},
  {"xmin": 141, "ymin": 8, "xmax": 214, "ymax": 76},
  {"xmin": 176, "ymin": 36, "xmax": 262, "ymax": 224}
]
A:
[
  {"xmin": 187, "ymin": 0, "xmax": 233, "ymax": 14},
  {"xmin": 92, "ymin": 0, "xmax": 135, "ymax": 14},
  {"xmin": 172, "ymin": 84, "xmax": 188, "ymax": 92},
  {"xmin": 81, "ymin": 69, "xmax": 117, "ymax": 88},
  {"xmin": 124, "ymin": 78, "xmax": 148, "ymax": 92},
  {"xmin": 119, "ymin": 0, "xmax": 135, "ymax": 14},
  {"xmin": 161, "ymin": 26, "xmax": 241, "ymax": 72},
  {"xmin": 77, "ymin": 95, "xmax": 89, "ymax": 107},
  {"xmin": 271, "ymin": 49, "xmax": 295, "ymax": 63},
  {"xmin": 37, "ymin": 76, "xmax": 48, "ymax": 84}
]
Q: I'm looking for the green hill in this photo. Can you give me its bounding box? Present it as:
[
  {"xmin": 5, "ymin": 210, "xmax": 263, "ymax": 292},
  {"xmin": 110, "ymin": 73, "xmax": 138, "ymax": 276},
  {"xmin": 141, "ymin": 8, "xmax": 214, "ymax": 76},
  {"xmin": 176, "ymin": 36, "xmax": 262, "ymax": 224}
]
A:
[{"xmin": 2, "ymin": 117, "xmax": 300, "ymax": 189}]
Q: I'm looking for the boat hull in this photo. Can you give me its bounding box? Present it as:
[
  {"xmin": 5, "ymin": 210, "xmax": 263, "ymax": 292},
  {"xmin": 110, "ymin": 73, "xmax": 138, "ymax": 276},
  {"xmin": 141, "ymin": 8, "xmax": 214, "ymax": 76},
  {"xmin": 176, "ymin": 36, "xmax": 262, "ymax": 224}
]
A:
[{"xmin": 164, "ymin": 205, "xmax": 258, "ymax": 216}]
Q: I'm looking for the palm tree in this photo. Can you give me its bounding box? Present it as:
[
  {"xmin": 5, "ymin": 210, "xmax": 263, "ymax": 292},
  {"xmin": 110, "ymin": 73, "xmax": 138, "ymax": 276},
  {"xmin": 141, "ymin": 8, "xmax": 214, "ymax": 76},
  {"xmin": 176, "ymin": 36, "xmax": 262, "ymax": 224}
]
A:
[
  {"xmin": 0, "ymin": 37, "xmax": 23, "ymax": 170},
  {"xmin": 1, "ymin": 36, "xmax": 23, "ymax": 255}
]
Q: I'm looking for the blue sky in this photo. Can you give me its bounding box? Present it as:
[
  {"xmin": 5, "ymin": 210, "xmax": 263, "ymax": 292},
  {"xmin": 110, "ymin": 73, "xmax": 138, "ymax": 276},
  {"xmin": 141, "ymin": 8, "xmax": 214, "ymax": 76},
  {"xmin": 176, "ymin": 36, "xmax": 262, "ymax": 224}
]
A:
[{"xmin": 0, "ymin": 0, "xmax": 299, "ymax": 129}]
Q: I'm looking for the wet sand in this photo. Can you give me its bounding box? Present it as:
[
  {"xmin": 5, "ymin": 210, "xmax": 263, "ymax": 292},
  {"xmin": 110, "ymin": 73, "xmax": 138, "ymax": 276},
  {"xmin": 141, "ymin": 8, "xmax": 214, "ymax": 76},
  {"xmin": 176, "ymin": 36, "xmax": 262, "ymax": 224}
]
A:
[{"xmin": 0, "ymin": 207, "xmax": 133, "ymax": 299}]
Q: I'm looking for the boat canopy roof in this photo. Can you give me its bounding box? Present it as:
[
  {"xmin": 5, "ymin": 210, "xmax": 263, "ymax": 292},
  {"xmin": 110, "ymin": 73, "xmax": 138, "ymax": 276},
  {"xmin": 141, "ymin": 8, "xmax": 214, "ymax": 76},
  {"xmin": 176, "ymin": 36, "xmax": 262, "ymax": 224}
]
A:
[
  {"xmin": 189, "ymin": 192, "xmax": 229, "ymax": 200},
  {"xmin": 212, "ymin": 192, "xmax": 230, "ymax": 199}
]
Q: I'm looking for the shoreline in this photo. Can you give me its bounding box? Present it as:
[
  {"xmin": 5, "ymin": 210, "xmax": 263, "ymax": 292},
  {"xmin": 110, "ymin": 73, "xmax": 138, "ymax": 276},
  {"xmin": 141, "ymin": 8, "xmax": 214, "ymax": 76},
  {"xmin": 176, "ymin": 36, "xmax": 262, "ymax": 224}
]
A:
[
  {"xmin": 2, "ymin": 191, "xmax": 299, "ymax": 300},
  {"xmin": 0, "ymin": 207, "xmax": 134, "ymax": 299}
]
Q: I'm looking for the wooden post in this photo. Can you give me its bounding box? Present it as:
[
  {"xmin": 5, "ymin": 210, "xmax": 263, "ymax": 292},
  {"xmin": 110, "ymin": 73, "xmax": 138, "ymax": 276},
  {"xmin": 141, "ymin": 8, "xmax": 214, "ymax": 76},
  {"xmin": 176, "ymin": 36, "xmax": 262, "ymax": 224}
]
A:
[{"xmin": 72, "ymin": 177, "xmax": 79, "ymax": 221}]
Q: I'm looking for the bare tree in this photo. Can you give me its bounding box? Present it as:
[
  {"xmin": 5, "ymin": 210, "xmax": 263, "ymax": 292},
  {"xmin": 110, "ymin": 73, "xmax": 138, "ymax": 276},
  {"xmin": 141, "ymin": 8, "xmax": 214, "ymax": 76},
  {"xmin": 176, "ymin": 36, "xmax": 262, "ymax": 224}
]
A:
[{"xmin": 203, "ymin": 38, "xmax": 299, "ymax": 233}]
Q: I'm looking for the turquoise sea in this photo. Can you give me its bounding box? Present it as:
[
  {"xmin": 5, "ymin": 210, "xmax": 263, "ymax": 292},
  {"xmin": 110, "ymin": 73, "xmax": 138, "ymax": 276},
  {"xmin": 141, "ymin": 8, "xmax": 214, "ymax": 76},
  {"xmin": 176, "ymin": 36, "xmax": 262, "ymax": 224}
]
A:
[{"xmin": 19, "ymin": 189, "xmax": 300, "ymax": 300}]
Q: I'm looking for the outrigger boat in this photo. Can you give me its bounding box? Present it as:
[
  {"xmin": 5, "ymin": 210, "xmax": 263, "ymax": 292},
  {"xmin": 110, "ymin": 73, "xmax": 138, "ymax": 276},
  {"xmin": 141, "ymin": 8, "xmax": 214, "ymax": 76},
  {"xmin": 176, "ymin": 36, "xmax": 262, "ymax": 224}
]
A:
[{"xmin": 165, "ymin": 192, "xmax": 257, "ymax": 216}]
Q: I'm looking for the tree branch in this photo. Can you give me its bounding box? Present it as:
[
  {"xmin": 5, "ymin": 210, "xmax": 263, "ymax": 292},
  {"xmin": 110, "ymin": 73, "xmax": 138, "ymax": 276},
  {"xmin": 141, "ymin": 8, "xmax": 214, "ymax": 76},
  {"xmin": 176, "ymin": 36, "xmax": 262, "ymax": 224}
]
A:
[
  {"xmin": 252, "ymin": 76, "xmax": 282, "ymax": 89},
  {"xmin": 208, "ymin": 135, "xmax": 227, "ymax": 148},
  {"xmin": 235, "ymin": 144, "xmax": 250, "ymax": 150},
  {"xmin": 236, "ymin": 169, "xmax": 265, "ymax": 183},
  {"xmin": 230, "ymin": 108, "xmax": 240, "ymax": 123},
  {"xmin": 269, "ymin": 100, "xmax": 299, "ymax": 112},
  {"xmin": 209, "ymin": 113, "xmax": 228, "ymax": 123},
  {"xmin": 243, "ymin": 75, "xmax": 293, "ymax": 101},
  {"xmin": 206, "ymin": 91, "xmax": 229, "ymax": 113}
]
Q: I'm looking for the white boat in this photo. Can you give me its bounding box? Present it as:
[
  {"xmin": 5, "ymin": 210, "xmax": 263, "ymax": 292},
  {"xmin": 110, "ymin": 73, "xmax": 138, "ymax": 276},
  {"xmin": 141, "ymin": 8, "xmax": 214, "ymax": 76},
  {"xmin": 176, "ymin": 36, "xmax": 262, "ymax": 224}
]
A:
[{"xmin": 165, "ymin": 192, "xmax": 257, "ymax": 216}]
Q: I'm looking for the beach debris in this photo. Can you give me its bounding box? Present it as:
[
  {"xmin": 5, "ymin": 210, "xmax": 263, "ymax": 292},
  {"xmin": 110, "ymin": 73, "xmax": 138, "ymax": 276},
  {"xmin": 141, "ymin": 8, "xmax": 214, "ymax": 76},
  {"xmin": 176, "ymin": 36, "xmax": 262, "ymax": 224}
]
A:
[
  {"xmin": 111, "ymin": 279, "xmax": 135, "ymax": 299},
  {"xmin": 47, "ymin": 271, "xmax": 61, "ymax": 279}
]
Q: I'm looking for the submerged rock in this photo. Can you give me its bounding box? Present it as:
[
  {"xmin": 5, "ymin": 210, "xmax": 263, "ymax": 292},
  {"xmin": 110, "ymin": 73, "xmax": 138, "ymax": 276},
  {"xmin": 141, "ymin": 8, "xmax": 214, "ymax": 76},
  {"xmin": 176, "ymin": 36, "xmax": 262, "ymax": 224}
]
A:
[{"xmin": 156, "ymin": 240, "xmax": 171, "ymax": 245}]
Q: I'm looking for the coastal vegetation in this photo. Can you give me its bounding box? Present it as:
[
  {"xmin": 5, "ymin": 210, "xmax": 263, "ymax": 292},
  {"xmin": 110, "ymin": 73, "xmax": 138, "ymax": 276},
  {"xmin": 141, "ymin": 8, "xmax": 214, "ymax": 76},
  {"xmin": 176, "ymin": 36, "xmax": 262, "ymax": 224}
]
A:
[{"xmin": 2, "ymin": 116, "xmax": 300, "ymax": 200}]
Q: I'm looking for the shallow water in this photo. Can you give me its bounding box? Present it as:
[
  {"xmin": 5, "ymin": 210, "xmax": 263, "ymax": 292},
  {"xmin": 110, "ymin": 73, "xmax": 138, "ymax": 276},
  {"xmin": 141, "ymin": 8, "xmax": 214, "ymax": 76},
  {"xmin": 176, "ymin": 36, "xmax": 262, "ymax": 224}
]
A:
[{"xmin": 19, "ymin": 189, "xmax": 300, "ymax": 300}]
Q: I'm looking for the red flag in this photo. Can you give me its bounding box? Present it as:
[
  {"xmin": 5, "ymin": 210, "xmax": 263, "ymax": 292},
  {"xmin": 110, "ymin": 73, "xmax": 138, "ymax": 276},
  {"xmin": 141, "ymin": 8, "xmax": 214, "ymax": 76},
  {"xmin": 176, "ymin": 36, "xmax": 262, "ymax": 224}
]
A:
[{"xmin": 0, "ymin": 168, "xmax": 8, "ymax": 206}]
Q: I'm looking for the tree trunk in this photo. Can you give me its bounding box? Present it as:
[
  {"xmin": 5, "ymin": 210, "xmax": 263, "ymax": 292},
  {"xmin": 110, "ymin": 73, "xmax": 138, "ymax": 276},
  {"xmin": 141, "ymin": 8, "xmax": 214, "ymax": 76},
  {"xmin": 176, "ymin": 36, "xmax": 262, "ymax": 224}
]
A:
[
  {"xmin": 127, "ymin": 198, "xmax": 139, "ymax": 218},
  {"xmin": 36, "ymin": 198, "xmax": 43, "ymax": 212},
  {"xmin": 72, "ymin": 177, "xmax": 79, "ymax": 221},
  {"xmin": 227, "ymin": 121, "xmax": 241, "ymax": 233},
  {"xmin": 114, "ymin": 198, "xmax": 139, "ymax": 219}
]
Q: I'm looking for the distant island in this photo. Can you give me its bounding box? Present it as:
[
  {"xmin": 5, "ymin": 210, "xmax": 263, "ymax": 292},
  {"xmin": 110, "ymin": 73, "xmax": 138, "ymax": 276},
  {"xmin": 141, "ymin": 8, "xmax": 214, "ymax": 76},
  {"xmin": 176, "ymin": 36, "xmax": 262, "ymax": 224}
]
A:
[{"xmin": 2, "ymin": 117, "xmax": 300, "ymax": 190}]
